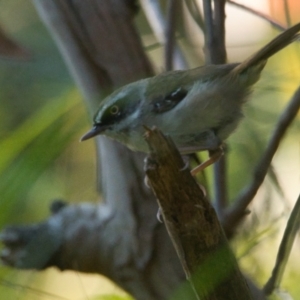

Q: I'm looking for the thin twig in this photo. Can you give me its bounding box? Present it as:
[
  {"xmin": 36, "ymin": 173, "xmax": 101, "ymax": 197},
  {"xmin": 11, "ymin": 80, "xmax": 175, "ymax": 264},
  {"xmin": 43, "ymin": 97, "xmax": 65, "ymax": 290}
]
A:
[
  {"xmin": 263, "ymin": 193, "xmax": 300, "ymax": 295},
  {"xmin": 140, "ymin": 0, "xmax": 187, "ymax": 70},
  {"xmin": 202, "ymin": 0, "xmax": 214, "ymax": 64},
  {"xmin": 184, "ymin": 0, "xmax": 205, "ymax": 30},
  {"xmin": 223, "ymin": 86, "xmax": 300, "ymax": 234},
  {"xmin": 165, "ymin": 0, "xmax": 180, "ymax": 71},
  {"xmin": 213, "ymin": 151, "xmax": 228, "ymax": 217},
  {"xmin": 212, "ymin": 0, "xmax": 227, "ymax": 216},
  {"xmin": 202, "ymin": 0, "xmax": 228, "ymax": 213},
  {"xmin": 227, "ymin": 1, "xmax": 287, "ymax": 31},
  {"xmin": 213, "ymin": 0, "xmax": 226, "ymax": 63},
  {"xmin": 283, "ymin": 0, "xmax": 292, "ymax": 27}
]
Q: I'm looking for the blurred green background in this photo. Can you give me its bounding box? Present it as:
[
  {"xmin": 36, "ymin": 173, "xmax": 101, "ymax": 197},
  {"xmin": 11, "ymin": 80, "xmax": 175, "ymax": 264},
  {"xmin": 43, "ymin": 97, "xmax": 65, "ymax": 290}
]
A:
[{"xmin": 0, "ymin": 0, "xmax": 299, "ymax": 299}]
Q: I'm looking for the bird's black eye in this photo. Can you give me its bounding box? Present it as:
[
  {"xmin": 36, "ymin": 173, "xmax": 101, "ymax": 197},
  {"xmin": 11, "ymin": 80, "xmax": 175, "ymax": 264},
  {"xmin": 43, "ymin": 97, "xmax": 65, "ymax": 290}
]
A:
[{"xmin": 110, "ymin": 105, "xmax": 119, "ymax": 115}]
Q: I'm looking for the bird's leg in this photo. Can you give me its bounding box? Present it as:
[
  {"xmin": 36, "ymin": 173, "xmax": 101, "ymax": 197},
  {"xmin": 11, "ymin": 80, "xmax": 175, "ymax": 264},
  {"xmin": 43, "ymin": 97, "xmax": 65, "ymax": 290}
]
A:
[{"xmin": 190, "ymin": 146, "xmax": 224, "ymax": 176}]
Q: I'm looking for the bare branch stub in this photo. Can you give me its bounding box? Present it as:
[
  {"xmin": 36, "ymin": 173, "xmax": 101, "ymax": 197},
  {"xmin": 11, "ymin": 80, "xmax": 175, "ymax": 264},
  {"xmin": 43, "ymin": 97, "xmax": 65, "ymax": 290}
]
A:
[{"xmin": 144, "ymin": 128, "xmax": 252, "ymax": 300}]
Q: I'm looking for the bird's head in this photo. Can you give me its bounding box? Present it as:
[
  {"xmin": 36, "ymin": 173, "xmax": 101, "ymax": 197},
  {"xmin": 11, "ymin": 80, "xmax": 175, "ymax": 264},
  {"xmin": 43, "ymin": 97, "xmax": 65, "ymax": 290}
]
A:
[{"xmin": 81, "ymin": 79, "xmax": 147, "ymax": 142}]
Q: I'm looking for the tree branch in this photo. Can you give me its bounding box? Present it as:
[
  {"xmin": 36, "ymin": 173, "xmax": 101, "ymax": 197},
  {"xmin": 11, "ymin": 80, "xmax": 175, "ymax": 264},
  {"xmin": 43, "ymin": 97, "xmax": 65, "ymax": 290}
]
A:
[
  {"xmin": 4, "ymin": 1, "xmax": 188, "ymax": 299},
  {"xmin": 165, "ymin": 0, "xmax": 181, "ymax": 71},
  {"xmin": 202, "ymin": 0, "xmax": 228, "ymax": 216},
  {"xmin": 223, "ymin": 86, "xmax": 300, "ymax": 235},
  {"xmin": 202, "ymin": 0, "xmax": 226, "ymax": 64},
  {"xmin": 144, "ymin": 127, "xmax": 252, "ymax": 300},
  {"xmin": 263, "ymin": 193, "xmax": 300, "ymax": 295},
  {"xmin": 140, "ymin": 0, "xmax": 187, "ymax": 70}
]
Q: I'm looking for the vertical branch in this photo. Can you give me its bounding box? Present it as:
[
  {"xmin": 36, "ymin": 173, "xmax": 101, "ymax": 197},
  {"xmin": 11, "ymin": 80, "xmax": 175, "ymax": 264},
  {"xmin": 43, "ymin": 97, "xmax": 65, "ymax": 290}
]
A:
[
  {"xmin": 202, "ymin": 0, "xmax": 228, "ymax": 215},
  {"xmin": 213, "ymin": 0, "xmax": 227, "ymax": 63},
  {"xmin": 283, "ymin": 0, "xmax": 292, "ymax": 26},
  {"xmin": 30, "ymin": 1, "xmax": 198, "ymax": 299},
  {"xmin": 202, "ymin": 0, "xmax": 214, "ymax": 64},
  {"xmin": 165, "ymin": 0, "xmax": 181, "ymax": 71},
  {"xmin": 202, "ymin": 0, "xmax": 226, "ymax": 64},
  {"xmin": 213, "ymin": 149, "xmax": 227, "ymax": 217},
  {"xmin": 140, "ymin": 0, "xmax": 187, "ymax": 69},
  {"xmin": 184, "ymin": 0, "xmax": 205, "ymax": 30}
]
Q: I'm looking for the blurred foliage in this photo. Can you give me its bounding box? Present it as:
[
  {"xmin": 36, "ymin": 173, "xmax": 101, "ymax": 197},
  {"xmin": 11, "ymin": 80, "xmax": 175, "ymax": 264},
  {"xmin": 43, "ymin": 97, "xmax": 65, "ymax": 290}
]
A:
[
  {"xmin": 0, "ymin": 0, "xmax": 299, "ymax": 299},
  {"xmin": 92, "ymin": 295, "xmax": 133, "ymax": 300},
  {"xmin": 0, "ymin": 1, "xmax": 98, "ymax": 299}
]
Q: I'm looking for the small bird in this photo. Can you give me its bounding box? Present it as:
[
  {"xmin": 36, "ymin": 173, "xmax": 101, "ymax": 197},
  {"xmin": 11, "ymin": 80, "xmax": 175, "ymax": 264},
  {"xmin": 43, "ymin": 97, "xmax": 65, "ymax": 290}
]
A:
[{"xmin": 81, "ymin": 24, "xmax": 300, "ymax": 172}]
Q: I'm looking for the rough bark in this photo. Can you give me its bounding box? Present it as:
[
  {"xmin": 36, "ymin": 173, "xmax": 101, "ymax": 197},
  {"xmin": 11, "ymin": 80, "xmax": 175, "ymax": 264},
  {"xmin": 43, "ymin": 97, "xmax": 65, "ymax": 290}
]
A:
[{"xmin": 144, "ymin": 128, "xmax": 252, "ymax": 300}]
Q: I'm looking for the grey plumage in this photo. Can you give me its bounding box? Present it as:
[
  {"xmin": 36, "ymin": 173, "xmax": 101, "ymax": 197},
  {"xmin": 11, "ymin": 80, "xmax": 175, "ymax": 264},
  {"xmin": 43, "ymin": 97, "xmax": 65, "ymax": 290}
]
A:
[{"xmin": 81, "ymin": 23, "xmax": 300, "ymax": 154}]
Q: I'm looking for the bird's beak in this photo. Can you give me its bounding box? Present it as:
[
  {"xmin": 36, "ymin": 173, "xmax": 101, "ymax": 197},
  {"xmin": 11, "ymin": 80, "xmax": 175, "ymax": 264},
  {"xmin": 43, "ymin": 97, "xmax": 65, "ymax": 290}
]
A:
[{"xmin": 80, "ymin": 125, "xmax": 105, "ymax": 141}]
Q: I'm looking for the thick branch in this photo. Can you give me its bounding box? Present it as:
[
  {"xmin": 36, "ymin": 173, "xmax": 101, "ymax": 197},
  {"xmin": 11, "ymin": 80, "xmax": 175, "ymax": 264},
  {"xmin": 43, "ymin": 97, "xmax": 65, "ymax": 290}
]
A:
[
  {"xmin": 144, "ymin": 128, "xmax": 252, "ymax": 300},
  {"xmin": 16, "ymin": 1, "xmax": 188, "ymax": 299},
  {"xmin": 1, "ymin": 200, "xmax": 184, "ymax": 300}
]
